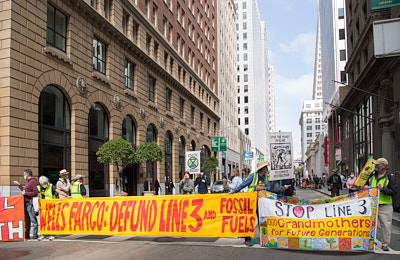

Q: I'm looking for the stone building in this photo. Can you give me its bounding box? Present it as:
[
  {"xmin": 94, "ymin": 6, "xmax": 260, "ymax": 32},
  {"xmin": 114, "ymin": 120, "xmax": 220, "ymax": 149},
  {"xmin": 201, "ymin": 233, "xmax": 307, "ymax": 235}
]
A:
[
  {"xmin": 331, "ymin": 1, "xmax": 399, "ymax": 204},
  {"xmin": 0, "ymin": 0, "xmax": 219, "ymax": 196}
]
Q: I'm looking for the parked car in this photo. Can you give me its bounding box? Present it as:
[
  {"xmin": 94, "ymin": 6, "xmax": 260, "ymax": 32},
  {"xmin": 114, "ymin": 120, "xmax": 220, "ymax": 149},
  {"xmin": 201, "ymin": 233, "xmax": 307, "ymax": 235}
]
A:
[{"xmin": 211, "ymin": 180, "xmax": 226, "ymax": 193}]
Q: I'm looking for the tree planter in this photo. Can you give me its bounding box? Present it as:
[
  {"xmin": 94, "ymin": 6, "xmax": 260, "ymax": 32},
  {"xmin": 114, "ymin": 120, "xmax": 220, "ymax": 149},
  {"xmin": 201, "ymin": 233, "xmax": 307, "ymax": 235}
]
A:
[{"xmin": 143, "ymin": 191, "xmax": 156, "ymax": 196}]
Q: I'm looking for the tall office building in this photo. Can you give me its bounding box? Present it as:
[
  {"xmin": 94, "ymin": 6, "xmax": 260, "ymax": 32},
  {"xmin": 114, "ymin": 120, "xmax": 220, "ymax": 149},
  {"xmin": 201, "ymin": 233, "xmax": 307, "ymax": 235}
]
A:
[
  {"xmin": 268, "ymin": 65, "xmax": 275, "ymax": 132},
  {"xmin": 235, "ymin": 0, "xmax": 269, "ymax": 168},
  {"xmin": 217, "ymin": 0, "xmax": 240, "ymax": 177},
  {"xmin": 0, "ymin": 0, "xmax": 219, "ymax": 196},
  {"xmin": 319, "ymin": 0, "xmax": 348, "ymax": 173}
]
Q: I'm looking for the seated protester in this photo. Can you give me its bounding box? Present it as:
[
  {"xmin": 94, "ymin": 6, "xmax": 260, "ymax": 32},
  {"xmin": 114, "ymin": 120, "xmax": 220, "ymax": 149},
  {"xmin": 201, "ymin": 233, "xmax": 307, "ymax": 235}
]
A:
[{"xmin": 37, "ymin": 176, "xmax": 70, "ymax": 241}]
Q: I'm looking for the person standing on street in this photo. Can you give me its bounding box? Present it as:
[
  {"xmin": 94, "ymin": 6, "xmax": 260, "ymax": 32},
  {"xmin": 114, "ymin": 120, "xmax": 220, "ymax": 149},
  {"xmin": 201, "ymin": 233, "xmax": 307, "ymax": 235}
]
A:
[
  {"xmin": 195, "ymin": 170, "xmax": 210, "ymax": 194},
  {"xmin": 230, "ymin": 160, "xmax": 271, "ymax": 246},
  {"xmin": 180, "ymin": 171, "xmax": 194, "ymax": 194},
  {"xmin": 154, "ymin": 180, "xmax": 161, "ymax": 195},
  {"xmin": 168, "ymin": 178, "xmax": 175, "ymax": 195},
  {"xmin": 327, "ymin": 169, "xmax": 342, "ymax": 197},
  {"xmin": 56, "ymin": 169, "xmax": 70, "ymax": 198},
  {"xmin": 346, "ymin": 171, "xmax": 358, "ymax": 194},
  {"xmin": 228, "ymin": 168, "xmax": 243, "ymax": 192},
  {"xmin": 37, "ymin": 176, "xmax": 70, "ymax": 241},
  {"xmin": 13, "ymin": 169, "xmax": 39, "ymax": 240},
  {"xmin": 364, "ymin": 158, "xmax": 397, "ymax": 251},
  {"xmin": 70, "ymin": 174, "xmax": 87, "ymax": 198}
]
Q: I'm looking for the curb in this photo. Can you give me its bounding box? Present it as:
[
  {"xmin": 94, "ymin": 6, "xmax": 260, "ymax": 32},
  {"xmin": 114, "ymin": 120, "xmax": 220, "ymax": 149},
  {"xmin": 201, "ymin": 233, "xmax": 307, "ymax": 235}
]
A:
[{"xmin": 313, "ymin": 188, "xmax": 400, "ymax": 228}]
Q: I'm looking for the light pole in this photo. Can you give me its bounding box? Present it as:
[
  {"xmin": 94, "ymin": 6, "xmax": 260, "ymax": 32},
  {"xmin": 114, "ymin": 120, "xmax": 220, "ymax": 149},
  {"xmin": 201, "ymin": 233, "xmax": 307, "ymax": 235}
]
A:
[{"xmin": 217, "ymin": 125, "xmax": 237, "ymax": 180}]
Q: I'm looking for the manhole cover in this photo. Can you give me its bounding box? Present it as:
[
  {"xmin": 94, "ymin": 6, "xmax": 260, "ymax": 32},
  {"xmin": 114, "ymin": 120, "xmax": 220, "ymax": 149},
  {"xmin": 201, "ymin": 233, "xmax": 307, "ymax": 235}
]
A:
[
  {"xmin": 153, "ymin": 237, "xmax": 185, "ymax": 243},
  {"xmin": 0, "ymin": 249, "xmax": 31, "ymax": 259}
]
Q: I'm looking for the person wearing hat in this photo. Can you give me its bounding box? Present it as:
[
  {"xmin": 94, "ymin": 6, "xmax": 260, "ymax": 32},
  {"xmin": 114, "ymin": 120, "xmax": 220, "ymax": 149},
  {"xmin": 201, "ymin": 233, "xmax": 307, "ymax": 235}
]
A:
[
  {"xmin": 70, "ymin": 174, "xmax": 87, "ymax": 198},
  {"xmin": 364, "ymin": 158, "xmax": 397, "ymax": 251},
  {"xmin": 327, "ymin": 169, "xmax": 342, "ymax": 197},
  {"xmin": 230, "ymin": 160, "xmax": 272, "ymax": 246},
  {"xmin": 56, "ymin": 169, "xmax": 70, "ymax": 199}
]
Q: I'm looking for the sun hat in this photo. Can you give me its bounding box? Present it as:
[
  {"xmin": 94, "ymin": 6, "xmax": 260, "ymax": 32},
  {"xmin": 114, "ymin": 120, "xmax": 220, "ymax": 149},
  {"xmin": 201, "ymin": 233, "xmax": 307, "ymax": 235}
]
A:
[
  {"xmin": 59, "ymin": 169, "xmax": 69, "ymax": 176},
  {"xmin": 256, "ymin": 160, "xmax": 269, "ymax": 172},
  {"xmin": 72, "ymin": 174, "xmax": 85, "ymax": 181},
  {"xmin": 372, "ymin": 158, "xmax": 388, "ymax": 166}
]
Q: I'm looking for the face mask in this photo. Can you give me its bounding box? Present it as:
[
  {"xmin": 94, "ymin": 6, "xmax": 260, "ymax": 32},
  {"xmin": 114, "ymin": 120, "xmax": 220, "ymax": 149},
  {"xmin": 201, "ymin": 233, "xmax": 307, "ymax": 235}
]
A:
[
  {"xmin": 42, "ymin": 184, "xmax": 48, "ymax": 188},
  {"xmin": 350, "ymin": 174, "xmax": 354, "ymax": 178},
  {"xmin": 24, "ymin": 175, "xmax": 28, "ymax": 181},
  {"xmin": 186, "ymin": 176, "xmax": 189, "ymax": 179},
  {"xmin": 375, "ymin": 166, "xmax": 382, "ymax": 172}
]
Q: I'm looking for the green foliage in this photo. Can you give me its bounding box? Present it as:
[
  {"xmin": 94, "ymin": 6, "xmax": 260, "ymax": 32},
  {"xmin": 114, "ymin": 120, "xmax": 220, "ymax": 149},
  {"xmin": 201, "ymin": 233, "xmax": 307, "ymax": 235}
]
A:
[
  {"xmin": 96, "ymin": 139, "xmax": 135, "ymax": 173},
  {"xmin": 202, "ymin": 156, "xmax": 218, "ymax": 173},
  {"xmin": 133, "ymin": 142, "xmax": 163, "ymax": 163}
]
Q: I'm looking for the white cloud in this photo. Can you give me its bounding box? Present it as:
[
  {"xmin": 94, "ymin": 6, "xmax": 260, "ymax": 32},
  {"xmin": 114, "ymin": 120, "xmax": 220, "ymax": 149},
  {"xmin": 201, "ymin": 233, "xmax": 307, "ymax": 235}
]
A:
[
  {"xmin": 272, "ymin": 73, "xmax": 314, "ymax": 152},
  {"xmin": 279, "ymin": 32, "xmax": 316, "ymax": 65}
]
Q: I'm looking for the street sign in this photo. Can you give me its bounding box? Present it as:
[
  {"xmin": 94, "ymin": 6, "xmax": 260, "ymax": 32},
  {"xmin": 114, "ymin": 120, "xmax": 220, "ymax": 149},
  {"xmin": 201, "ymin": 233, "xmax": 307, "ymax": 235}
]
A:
[
  {"xmin": 211, "ymin": 137, "xmax": 219, "ymax": 152},
  {"xmin": 244, "ymin": 152, "xmax": 253, "ymax": 160},
  {"xmin": 219, "ymin": 137, "xmax": 227, "ymax": 151},
  {"xmin": 257, "ymin": 157, "xmax": 264, "ymax": 162},
  {"xmin": 371, "ymin": 0, "xmax": 400, "ymax": 10}
]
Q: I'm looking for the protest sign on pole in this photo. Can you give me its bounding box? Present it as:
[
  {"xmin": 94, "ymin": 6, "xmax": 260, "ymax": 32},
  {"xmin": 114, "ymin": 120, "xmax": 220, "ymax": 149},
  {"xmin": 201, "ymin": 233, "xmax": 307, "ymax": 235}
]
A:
[
  {"xmin": 186, "ymin": 151, "xmax": 201, "ymax": 174},
  {"xmin": 0, "ymin": 196, "xmax": 25, "ymax": 242},
  {"xmin": 269, "ymin": 132, "xmax": 294, "ymax": 181},
  {"xmin": 354, "ymin": 158, "xmax": 375, "ymax": 186}
]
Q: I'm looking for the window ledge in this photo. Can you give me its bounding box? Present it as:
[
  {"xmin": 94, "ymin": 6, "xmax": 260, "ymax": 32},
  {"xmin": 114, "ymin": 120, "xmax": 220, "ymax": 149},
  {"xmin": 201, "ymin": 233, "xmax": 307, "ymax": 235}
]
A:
[
  {"xmin": 191, "ymin": 126, "xmax": 196, "ymax": 131},
  {"xmin": 200, "ymin": 131, "xmax": 204, "ymax": 135},
  {"xmin": 44, "ymin": 46, "xmax": 72, "ymax": 66},
  {"xmin": 124, "ymin": 88, "xmax": 137, "ymax": 99},
  {"xmin": 179, "ymin": 119, "xmax": 186, "ymax": 126},
  {"xmin": 147, "ymin": 101, "xmax": 158, "ymax": 111},
  {"xmin": 166, "ymin": 111, "xmax": 173, "ymax": 119},
  {"xmin": 92, "ymin": 71, "xmax": 110, "ymax": 85}
]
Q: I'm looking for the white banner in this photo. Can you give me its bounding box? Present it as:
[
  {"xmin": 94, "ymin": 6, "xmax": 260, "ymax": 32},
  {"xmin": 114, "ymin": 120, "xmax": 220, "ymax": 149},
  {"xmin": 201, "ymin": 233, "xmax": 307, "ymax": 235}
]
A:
[
  {"xmin": 269, "ymin": 132, "xmax": 294, "ymax": 180},
  {"xmin": 259, "ymin": 197, "xmax": 372, "ymax": 220},
  {"xmin": 185, "ymin": 151, "xmax": 201, "ymax": 174}
]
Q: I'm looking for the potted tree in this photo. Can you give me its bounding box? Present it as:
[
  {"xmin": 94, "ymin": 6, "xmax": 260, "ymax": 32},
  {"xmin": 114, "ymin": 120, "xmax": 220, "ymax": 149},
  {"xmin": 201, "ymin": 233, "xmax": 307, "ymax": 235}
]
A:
[
  {"xmin": 134, "ymin": 142, "xmax": 163, "ymax": 196},
  {"xmin": 96, "ymin": 139, "xmax": 135, "ymax": 196},
  {"xmin": 202, "ymin": 156, "xmax": 219, "ymax": 176}
]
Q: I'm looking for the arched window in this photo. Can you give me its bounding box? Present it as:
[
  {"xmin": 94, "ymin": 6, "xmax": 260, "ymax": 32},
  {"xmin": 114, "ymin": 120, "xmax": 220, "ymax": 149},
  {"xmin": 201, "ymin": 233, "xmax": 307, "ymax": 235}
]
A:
[
  {"xmin": 146, "ymin": 124, "xmax": 157, "ymax": 189},
  {"xmin": 164, "ymin": 131, "xmax": 173, "ymax": 194},
  {"xmin": 190, "ymin": 140, "xmax": 196, "ymax": 151},
  {"xmin": 39, "ymin": 85, "xmax": 71, "ymax": 183},
  {"xmin": 179, "ymin": 136, "xmax": 186, "ymax": 180},
  {"xmin": 122, "ymin": 115, "xmax": 137, "ymax": 195},
  {"xmin": 122, "ymin": 115, "xmax": 136, "ymax": 147},
  {"xmin": 88, "ymin": 103, "xmax": 109, "ymax": 197},
  {"xmin": 200, "ymin": 145, "xmax": 211, "ymax": 171}
]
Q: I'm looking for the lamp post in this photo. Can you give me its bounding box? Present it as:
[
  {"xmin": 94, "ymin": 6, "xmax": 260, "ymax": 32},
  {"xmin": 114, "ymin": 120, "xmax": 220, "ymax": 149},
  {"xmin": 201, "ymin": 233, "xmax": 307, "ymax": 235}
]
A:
[{"xmin": 217, "ymin": 125, "xmax": 237, "ymax": 180}]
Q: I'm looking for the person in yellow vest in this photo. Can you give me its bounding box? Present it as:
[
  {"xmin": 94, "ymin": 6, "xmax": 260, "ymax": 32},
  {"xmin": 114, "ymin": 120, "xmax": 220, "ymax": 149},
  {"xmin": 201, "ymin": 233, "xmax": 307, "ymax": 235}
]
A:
[
  {"xmin": 37, "ymin": 176, "xmax": 70, "ymax": 241},
  {"xmin": 71, "ymin": 174, "xmax": 87, "ymax": 198},
  {"xmin": 229, "ymin": 160, "xmax": 272, "ymax": 246},
  {"xmin": 364, "ymin": 158, "xmax": 397, "ymax": 251}
]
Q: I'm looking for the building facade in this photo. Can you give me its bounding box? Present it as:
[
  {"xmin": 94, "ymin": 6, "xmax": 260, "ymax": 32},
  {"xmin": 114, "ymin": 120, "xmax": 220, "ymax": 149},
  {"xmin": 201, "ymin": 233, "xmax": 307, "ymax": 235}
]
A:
[
  {"xmin": 235, "ymin": 0, "xmax": 269, "ymax": 167},
  {"xmin": 217, "ymin": 0, "xmax": 240, "ymax": 179},
  {"xmin": 0, "ymin": 0, "xmax": 219, "ymax": 196}
]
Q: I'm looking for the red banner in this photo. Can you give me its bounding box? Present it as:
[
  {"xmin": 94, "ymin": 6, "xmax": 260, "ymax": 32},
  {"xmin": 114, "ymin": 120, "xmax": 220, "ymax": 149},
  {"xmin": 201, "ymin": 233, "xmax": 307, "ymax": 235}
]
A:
[{"xmin": 0, "ymin": 196, "xmax": 25, "ymax": 242}]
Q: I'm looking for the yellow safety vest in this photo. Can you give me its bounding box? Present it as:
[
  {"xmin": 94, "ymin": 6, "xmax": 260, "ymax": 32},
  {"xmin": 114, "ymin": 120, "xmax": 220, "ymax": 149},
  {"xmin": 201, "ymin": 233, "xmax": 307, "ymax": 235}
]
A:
[
  {"xmin": 369, "ymin": 174, "xmax": 392, "ymax": 204},
  {"xmin": 71, "ymin": 182, "xmax": 83, "ymax": 198},
  {"xmin": 37, "ymin": 184, "xmax": 56, "ymax": 199}
]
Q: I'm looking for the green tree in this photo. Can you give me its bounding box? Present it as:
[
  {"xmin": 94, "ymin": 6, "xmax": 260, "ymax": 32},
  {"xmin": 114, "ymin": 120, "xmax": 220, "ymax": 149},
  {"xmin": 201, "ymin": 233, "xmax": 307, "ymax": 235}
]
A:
[
  {"xmin": 96, "ymin": 139, "xmax": 135, "ymax": 194},
  {"xmin": 202, "ymin": 156, "xmax": 218, "ymax": 174},
  {"xmin": 134, "ymin": 142, "xmax": 163, "ymax": 191}
]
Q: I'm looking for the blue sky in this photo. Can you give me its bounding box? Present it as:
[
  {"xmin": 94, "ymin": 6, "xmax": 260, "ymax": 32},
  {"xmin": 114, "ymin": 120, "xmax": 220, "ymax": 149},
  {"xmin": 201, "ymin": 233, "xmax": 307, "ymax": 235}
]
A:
[{"xmin": 257, "ymin": 0, "xmax": 318, "ymax": 152}]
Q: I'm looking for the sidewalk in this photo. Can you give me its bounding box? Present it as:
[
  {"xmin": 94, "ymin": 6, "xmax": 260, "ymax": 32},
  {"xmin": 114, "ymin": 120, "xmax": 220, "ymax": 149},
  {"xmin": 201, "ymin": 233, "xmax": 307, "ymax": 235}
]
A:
[{"xmin": 312, "ymin": 186, "xmax": 400, "ymax": 227}]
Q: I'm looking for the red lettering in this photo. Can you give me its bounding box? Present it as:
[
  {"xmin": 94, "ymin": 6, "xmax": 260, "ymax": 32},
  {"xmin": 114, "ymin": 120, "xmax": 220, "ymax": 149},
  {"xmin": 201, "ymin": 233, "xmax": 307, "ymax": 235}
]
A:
[
  {"xmin": 220, "ymin": 198, "xmax": 227, "ymax": 213},
  {"xmin": 118, "ymin": 201, "xmax": 127, "ymax": 232},
  {"xmin": 238, "ymin": 216, "xmax": 245, "ymax": 233},
  {"xmin": 124, "ymin": 201, "xmax": 133, "ymax": 232},
  {"xmin": 69, "ymin": 202, "xmax": 79, "ymax": 231},
  {"xmin": 81, "ymin": 202, "xmax": 92, "ymax": 230},
  {"xmin": 159, "ymin": 200, "xmax": 166, "ymax": 232},
  {"xmin": 221, "ymin": 216, "xmax": 231, "ymax": 233},
  {"xmin": 189, "ymin": 199, "xmax": 203, "ymax": 232},
  {"xmin": 60, "ymin": 202, "xmax": 68, "ymax": 231},
  {"xmin": 90, "ymin": 202, "xmax": 99, "ymax": 231},
  {"xmin": 129, "ymin": 201, "xmax": 139, "ymax": 231},
  {"xmin": 148, "ymin": 200, "xmax": 157, "ymax": 231},
  {"xmin": 110, "ymin": 202, "xmax": 119, "ymax": 232},
  {"xmin": 180, "ymin": 200, "xmax": 189, "ymax": 232}
]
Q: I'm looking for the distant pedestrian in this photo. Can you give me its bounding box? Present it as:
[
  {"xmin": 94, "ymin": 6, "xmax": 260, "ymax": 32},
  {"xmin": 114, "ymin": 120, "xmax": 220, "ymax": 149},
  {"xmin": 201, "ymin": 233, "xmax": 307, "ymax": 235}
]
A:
[
  {"xmin": 322, "ymin": 172, "xmax": 327, "ymax": 187},
  {"xmin": 168, "ymin": 178, "xmax": 175, "ymax": 195},
  {"xmin": 228, "ymin": 168, "xmax": 243, "ymax": 192},
  {"xmin": 346, "ymin": 171, "xmax": 358, "ymax": 194},
  {"xmin": 195, "ymin": 171, "xmax": 210, "ymax": 194},
  {"xmin": 364, "ymin": 158, "xmax": 397, "ymax": 251},
  {"xmin": 56, "ymin": 169, "xmax": 70, "ymax": 198},
  {"xmin": 13, "ymin": 169, "xmax": 39, "ymax": 240},
  {"xmin": 327, "ymin": 169, "xmax": 342, "ymax": 197},
  {"xmin": 70, "ymin": 174, "xmax": 87, "ymax": 198},
  {"xmin": 180, "ymin": 172, "xmax": 194, "ymax": 194},
  {"xmin": 154, "ymin": 180, "xmax": 161, "ymax": 195}
]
